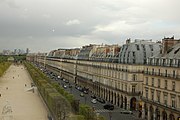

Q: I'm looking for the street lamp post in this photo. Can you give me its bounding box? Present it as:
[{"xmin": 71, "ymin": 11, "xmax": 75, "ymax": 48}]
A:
[
  {"xmin": 44, "ymin": 54, "xmax": 46, "ymax": 69},
  {"xmin": 84, "ymin": 95, "xmax": 87, "ymax": 104},
  {"xmin": 109, "ymin": 111, "xmax": 112, "ymax": 120}
]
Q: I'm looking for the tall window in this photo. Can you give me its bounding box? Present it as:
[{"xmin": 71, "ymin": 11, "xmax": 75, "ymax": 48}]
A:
[
  {"xmin": 169, "ymin": 59, "xmax": 173, "ymax": 66},
  {"xmin": 173, "ymin": 70, "xmax": 176, "ymax": 78},
  {"xmin": 158, "ymin": 79, "xmax": 161, "ymax": 88},
  {"xmin": 152, "ymin": 68, "xmax": 154, "ymax": 75},
  {"xmin": 132, "ymin": 74, "xmax": 136, "ymax": 81},
  {"xmin": 162, "ymin": 59, "xmax": 165, "ymax": 66},
  {"xmin": 171, "ymin": 97, "xmax": 175, "ymax": 108},
  {"xmin": 172, "ymin": 81, "xmax": 175, "ymax": 91},
  {"xmin": 146, "ymin": 89, "xmax": 148, "ymax": 99},
  {"xmin": 164, "ymin": 94, "xmax": 167, "ymax": 105},
  {"xmin": 165, "ymin": 80, "xmax": 167, "ymax": 89},
  {"xmin": 152, "ymin": 78, "xmax": 154, "ymax": 87},
  {"xmin": 149, "ymin": 45, "xmax": 153, "ymax": 51},
  {"xmin": 157, "ymin": 91, "xmax": 160, "ymax": 102},
  {"xmin": 132, "ymin": 86, "xmax": 135, "ymax": 93},
  {"xmin": 158, "ymin": 69, "xmax": 160, "ymax": 75},
  {"xmin": 115, "ymin": 81, "xmax": 117, "ymax": 89},
  {"xmin": 118, "ymin": 82, "xmax": 120, "ymax": 90},
  {"xmin": 151, "ymin": 90, "xmax": 154, "ymax": 101},
  {"xmin": 136, "ymin": 44, "xmax": 140, "ymax": 50},
  {"xmin": 146, "ymin": 77, "xmax": 148, "ymax": 85},
  {"xmin": 165, "ymin": 70, "xmax": 167, "ymax": 77}
]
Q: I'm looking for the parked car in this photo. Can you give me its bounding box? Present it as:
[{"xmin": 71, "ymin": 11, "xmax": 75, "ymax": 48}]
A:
[
  {"xmin": 91, "ymin": 94, "xmax": 96, "ymax": 99},
  {"xmin": 97, "ymin": 97, "xmax": 105, "ymax": 104},
  {"xmin": 91, "ymin": 99, "xmax": 97, "ymax": 104},
  {"xmin": 83, "ymin": 90, "xmax": 88, "ymax": 94},
  {"xmin": 120, "ymin": 110, "xmax": 133, "ymax": 114},
  {"xmin": 78, "ymin": 87, "xmax": 83, "ymax": 92},
  {"xmin": 69, "ymin": 85, "xmax": 72, "ymax": 88},
  {"xmin": 65, "ymin": 80, "xmax": 69, "ymax": 83},
  {"xmin": 63, "ymin": 85, "xmax": 67, "ymax": 89},
  {"xmin": 75, "ymin": 85, "xmax": 79, "ymax": 89},
  {"xmin": 103, "ymin": 104, "xmax": 114, "ymax": 110}
]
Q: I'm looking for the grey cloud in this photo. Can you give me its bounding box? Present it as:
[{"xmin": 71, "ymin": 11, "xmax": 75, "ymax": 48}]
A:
[
  {"xmin": 0, "ymin": 0, "xmax": 19, "ymax": 8},
  {"xmin": 0, "ymin": 0, "xmax": 180, "ymax": 52}
]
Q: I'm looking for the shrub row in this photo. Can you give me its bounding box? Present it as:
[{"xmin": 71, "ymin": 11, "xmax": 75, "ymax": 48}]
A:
[
  {"xmin": 0, "ymin": 62, "xmax": 11, "ymax": 77},
  {"xmin": 24, "ymin": 62, "xmax": 105, "ymax": 120},
  {"xmin": 24, "ymin": 62, "xmax": 71, "ymax": 120}
]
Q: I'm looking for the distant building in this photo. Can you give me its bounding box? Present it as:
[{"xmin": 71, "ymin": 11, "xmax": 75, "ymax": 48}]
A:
[
  {"xmin": 119, "ymin": 39, "xmax": 162, "ymax": 64},
  {"xmin": 48, "ymin": 48, "xmax": 80, "ymax": 59},
  {"xmin": 2, "ymin": 50, "xmax": 12, "ymax": 55},
  {"xmin": 28, "ymin": 37, "xmax": 180, "ymax": 120},
  {"xmin": 26, "ymin": 48, "xmax": 30, "ymax": 54}
]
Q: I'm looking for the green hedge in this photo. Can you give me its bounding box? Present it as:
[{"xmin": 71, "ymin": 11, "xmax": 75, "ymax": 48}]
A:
[
  {"xmin": 79, "ymin": 104, "xmax": 95, "ymax": 120},
  {"xmin": 24, "ymin": 62, "xmax": 71, "ymax": 120},
  {"xmin": 24, "ymin": 61, "xmax": 106, "ymax": 120},
  {"xmin": 69, "ymin": 115, "xmax": 85, "ymax": 120},
  {"xmin": 0, "ymin": 62, "xmax": 11, "ymax": 77}
]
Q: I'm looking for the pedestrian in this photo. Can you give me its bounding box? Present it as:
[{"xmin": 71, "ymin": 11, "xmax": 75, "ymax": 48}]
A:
[
  {"xmin": 6, "ymin": 87, "xmax": 8, "ymax": 90},
  {"xmin": 25, "ymin": 84, "xmax": 27, "ymax": 87},
  {"xmin": 0, "ymin": 94, "xmax": 1, "ymax": 97}
]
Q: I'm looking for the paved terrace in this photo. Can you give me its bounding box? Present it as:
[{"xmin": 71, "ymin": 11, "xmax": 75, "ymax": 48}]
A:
[{"xmin": 0, "ymin": 64, "xmax": 48, "ymax": 120}]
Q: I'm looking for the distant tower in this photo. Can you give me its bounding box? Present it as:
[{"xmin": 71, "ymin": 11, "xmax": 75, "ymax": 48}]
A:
[
  {"xmin": 26, "ymin": 48, "xmax": 29, "ymax": 54},
  {"xmin": 14, "ymin": 49, "xmax": 17, "ymax": 55}
]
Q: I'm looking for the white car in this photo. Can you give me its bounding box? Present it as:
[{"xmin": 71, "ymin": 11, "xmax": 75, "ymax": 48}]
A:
[
  {"xmin": 120, "ymin": 110, "xmax": 133, "ymax": 114},
  {"xmin": 63, "ymin": 85, "xmax": 67, "ymax": 89},
  {"xmin": 91, "ymin": 99, "xmax": 97, "ymax": 104}
]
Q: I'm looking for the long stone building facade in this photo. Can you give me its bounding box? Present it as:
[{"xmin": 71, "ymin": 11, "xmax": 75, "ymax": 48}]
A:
[
  {"xmin": 26, "ymin": 37, "xmax": 180, "ymax": 120},
  {"xmin": 142, "ymin": 39, "xmax": 180, "ymax": 120}
]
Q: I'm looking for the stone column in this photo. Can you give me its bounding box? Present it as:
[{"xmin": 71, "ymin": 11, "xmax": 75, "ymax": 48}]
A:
[
  {"xmin": 148, "ymin": 106, "xmax": 150, "ymax": 120},
  {"xmin": 153, "ymin": 108, "xmax": 156, "ymax": 120},
  {"xmin": 141, "ymin": 102, "xmax": 145, "ymax": 119}
]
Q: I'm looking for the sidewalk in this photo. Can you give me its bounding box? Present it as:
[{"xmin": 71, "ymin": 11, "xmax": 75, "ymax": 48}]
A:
[{"xmin": 0, "ymin": 64, "xmax": 48, "ymax": 120}]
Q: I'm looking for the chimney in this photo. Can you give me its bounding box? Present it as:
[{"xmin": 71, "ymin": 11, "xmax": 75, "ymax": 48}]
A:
[
  {"xmin": 162, "ymin": 36, "xmax": 180, "ymax": 54},
  {"xmin": 126, "ymin": 38, "xmax": 131, "ymax": 44}
]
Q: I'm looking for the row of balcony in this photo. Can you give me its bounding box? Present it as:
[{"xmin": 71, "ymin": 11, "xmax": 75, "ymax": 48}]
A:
[
  {"xmin": 147, "ymin": 62, "xmax": 180, "ymax": 68},
  {"xmin": 144, "ymin": 71, "xmax": 180, "ymax": 79},
  {"xmin": 142, "ymin": 97, "xmax": 180, "ymax": 113}
]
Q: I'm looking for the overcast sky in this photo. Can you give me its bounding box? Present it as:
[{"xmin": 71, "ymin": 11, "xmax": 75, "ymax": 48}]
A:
[{"xmin": 0, "ymin": 0, "xmax": 180, "ymax": 52}]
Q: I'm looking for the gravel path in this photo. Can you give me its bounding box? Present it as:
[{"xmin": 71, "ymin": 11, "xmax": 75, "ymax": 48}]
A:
[{"xmin": 0, "ymin": 64, "xmax": 48, "ymax": 120}]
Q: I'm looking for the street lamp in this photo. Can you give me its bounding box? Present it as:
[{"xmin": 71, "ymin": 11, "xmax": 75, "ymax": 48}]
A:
[
  {"xmin": 109, "ymin": 111, "xmax": 112, "ymax": 120},
  {"xmin": 84, "ymin": 95, "xmax": 87, "ymax": 104},
  {"xmin": 44, "ymin": 54, "xmax": 47, "ymax": 69}
]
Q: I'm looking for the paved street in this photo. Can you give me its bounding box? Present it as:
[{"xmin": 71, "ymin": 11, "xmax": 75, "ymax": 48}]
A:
[
  {"xmin": 0, "ymin": 64, "xmax": 48, "ymax": 120},
  {"xmin": 36, "ymin": 64, "xmax": 141, "ymax": 120},
  {"xmin": 67, "ymin": 83, "xmax": 137, "ymax": 120}
]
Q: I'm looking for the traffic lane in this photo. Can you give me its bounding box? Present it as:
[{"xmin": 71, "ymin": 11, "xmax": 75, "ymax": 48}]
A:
[
  {"xmin": 69, "ymin": 87, "xmax": 135, "ymax": 120},
  {"xmin": 41, "ymin": 71, "xmax": 136, "ymax": 120}
]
